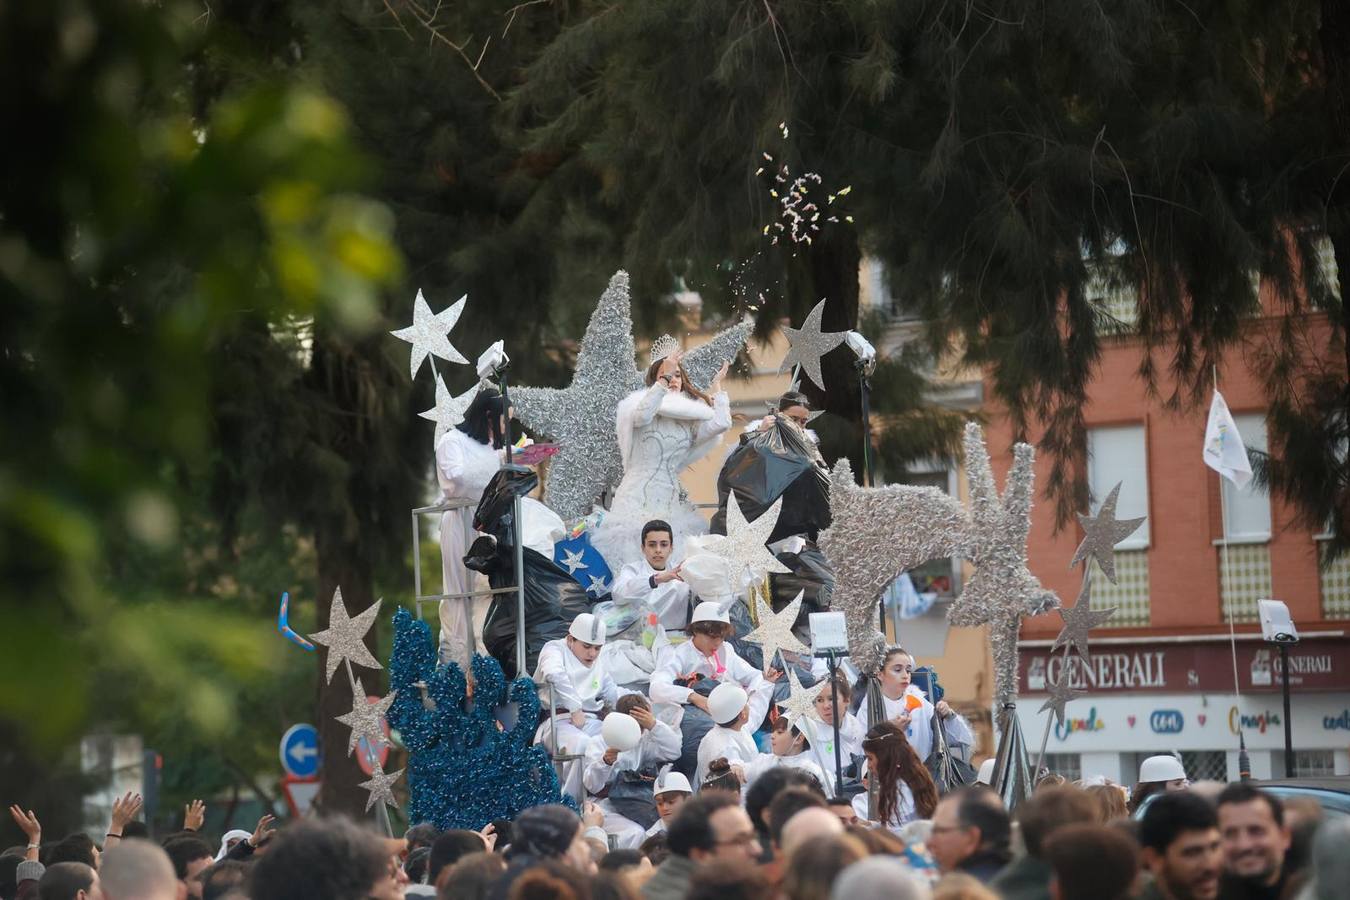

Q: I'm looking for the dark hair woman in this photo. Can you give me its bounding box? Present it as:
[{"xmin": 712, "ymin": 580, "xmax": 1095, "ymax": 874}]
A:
[{"xmin": 860, "ymin": 721, "xmax": 939, "ymax": 833}]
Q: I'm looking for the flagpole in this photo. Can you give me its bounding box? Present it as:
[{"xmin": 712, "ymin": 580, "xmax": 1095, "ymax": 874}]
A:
[{"xmin": 1214, "ymin": 365, "xmax": 1251, "ymax": 779}]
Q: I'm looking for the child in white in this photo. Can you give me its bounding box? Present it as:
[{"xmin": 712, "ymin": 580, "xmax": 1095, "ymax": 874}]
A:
[
  {"xmin": 695, "ymin": 683, "xmax": 759, "ymax": 789},
  {"xmin": 533, "ymin": 614, "xmax": 627, "ymax": 755},
  {"xmin": 808, "ymin": 673, "xmax": 866, "ymax": 779},
  {"xmin": 746, "ymin": 716, "xmax": 832, "ymax": 794},
  {"xmin": 609, "ymin": 520, "xmax": 694, "ymax": 632},
  {"xmin": 856, "ymin": 647, "xmax": 971, "ymax": 761},
  {"xmin": 645, "ymin": 769, "xmax": 693, "ymax": 838},
  {"xmin": 581, "ymin": 696, "xmax": 681, "ymax": 849},
  {"xmin": 649, "ymin": 603, "xmax": 773, "ymax": 728}
]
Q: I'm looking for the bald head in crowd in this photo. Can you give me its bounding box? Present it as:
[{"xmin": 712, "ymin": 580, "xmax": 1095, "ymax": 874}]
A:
[
  {"xmin": 98, "ymin": 840, "xmax": 180, "ymax": 900},
  {"xmin": 779, "ymin": 807, "xmax": 844, "ymax": 858}
]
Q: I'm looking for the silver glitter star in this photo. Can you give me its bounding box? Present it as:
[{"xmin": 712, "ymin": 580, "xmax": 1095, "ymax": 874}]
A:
[
  {"xmin": 779, "ymin": 299, "xmax": 847, "ymax": 390},
  {"xmin": 744, "ymin": 590, "xmax": 810, "ymax": 670},
  {"xmin": 1037, "ymin": 675, "xmax": 1084, "ymax": 728},
  {"xmin": 681, "ymin": 317, "xmax": 753, "ymax": 391},
  {"xmin": 419, "ymin": 373, "xmax": 478, "ymax": 442},
  {"xmin": 776, "ymin": 667, "xmax": 826, "ymax": 725},
  {"xmin": 358, "ymin": 762, "xmax": 403, "ymax": 813},
  {"xmin": 560, "ymin": 549, "xmax": 588, "ymax": 575},
  {"xmin": 719, "ymin": 493, "xmax": 791, "ymax": 582},
  {"xmin": 586, "ymin": 574, "xmax": 609, "ymax": 595},
  {"xmin": 335, "ymin": 678, "xmax": 397, "ymax": 755},
  {"xmin": 308, "ymin": 588, "xmax": 383, "ymax": 684},
  {"xmin": 1051, "ymin": 574, "xmax": 1116, "ymax": 660},
  {"xmin": 390, "ymin": 290, "xmax": 468, "ymax": 379},
  {"xmin": 1069, "ymin": 482, "xmax": 1146, "ymax": 583}
]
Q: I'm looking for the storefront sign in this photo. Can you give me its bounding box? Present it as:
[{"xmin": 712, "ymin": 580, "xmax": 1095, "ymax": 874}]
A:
[
  {"xmin": 1054, "ymin": 707, "xmax": 1105, "ymax": 740},
  {"xmin": 1228, "ymin": 706, "xmax": 1282, "ymax": 736},
  {"xmin": 1150, "ymin": 709, "xmax": 1185, "ymax": 734},
  {"xmin": 1323, "ymin": 709, "xmax": 1350, "ymax": 731}
]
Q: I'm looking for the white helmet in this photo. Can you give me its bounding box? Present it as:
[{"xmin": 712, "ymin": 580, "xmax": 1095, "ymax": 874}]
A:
[
  {"xmin": 568, "ymin": 613, "xmax": 606, "ymax": 645},
  {"xmin": 654, "ymin": 768, "xmax": 693, "ymax": 797},
  {"xmin": 707, "ymin": 683, "xmax": 749, "ymax": 725},
  {"xmin": 690, "ymin": 602, "xmax": 731, "ymax": 626},
  {"xmin": 976, "ymin": 758, "xmax": 996, "ymax": 786},
  {"xmin": 1138, "ymin": 754, "xmax": 1187, "ymax": 784}
]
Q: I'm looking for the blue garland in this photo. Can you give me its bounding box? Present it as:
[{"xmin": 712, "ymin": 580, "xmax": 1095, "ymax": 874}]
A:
[{"xmin": 387, "ymin": 608, "xmax": 574, "ymax": 829}]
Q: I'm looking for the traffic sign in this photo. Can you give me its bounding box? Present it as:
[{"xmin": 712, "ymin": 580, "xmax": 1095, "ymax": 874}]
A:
[
  {"xmin": 354, "ymin": 696, "xmax": 391, "ymax": 777},
  {"xmin": 280, "ymin": 724, "xmax": 320, "ymax": 778},
  {"xmin": 281, "ymin": 775, "xmax": 320, "ymax": 818}
]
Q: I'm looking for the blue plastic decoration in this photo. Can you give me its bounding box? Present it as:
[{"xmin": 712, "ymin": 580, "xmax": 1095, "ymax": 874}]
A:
[
  {"xmin": 386, "ymin": 608, "xmax": 572, "ymax": 829},
  {"xmin": 553, "ymin": 531, "xmax": 613, "ymax": 597}
]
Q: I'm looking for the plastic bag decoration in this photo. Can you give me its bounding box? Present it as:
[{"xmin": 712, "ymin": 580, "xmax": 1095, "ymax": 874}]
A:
[
  {"xmin": 711, "ymin": 418, "xmax": 832, "ymax": 544},
  {"xmin": 386, "ymin": 608, "xmax": 570, "ymax": 830}
]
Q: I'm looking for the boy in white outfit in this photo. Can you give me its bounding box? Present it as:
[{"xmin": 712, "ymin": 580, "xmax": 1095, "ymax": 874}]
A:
[
  {"xmin": 644, "ymin": 769, "xmax": 693, "ymax": 839},
  {"xmin": 695, "ymin": 683, "xmax": 760, "ymax": 789},
  {"xmin": 649, "ymin": 603, "xmax": 774, "ymax": 728},
  {"xmin": 609, "ymin": 520, "xmax": 695, "ymax": 633},
  {"xmin": 533, "ymin": 613, "xmax": 627, "ymax": 755},
  {"xmin": 582, "ymin": 694, "xmax": 682, "ymax": 849}
]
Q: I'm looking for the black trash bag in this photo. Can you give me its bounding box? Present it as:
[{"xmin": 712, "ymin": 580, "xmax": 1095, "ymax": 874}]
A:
[
  {"xmin": 473, "ymin": 465, "xmax": 539, "ymax": 544},
  {"xmin": 710, "ymin": 418, "xmax": 831, "ymax": 543},
  {"xmin": 767, "ymin": 542, "xmax": 835, "ymax": 623}
]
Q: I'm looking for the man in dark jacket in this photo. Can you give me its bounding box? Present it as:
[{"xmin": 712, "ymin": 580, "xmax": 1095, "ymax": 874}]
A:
[
  {"xmin": 990, "ymin": 786, "xmax": 1099, "ymax": 899},
  {"xmin": 927, "ymin": 787, "xmax": 1012, "ymax": 883},
  {"xmin": 642, "ymin": 793, "xmax": 757, "ymax": 900}
]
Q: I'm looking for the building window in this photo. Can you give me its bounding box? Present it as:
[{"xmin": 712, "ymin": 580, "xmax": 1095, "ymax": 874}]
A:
[
  {"xmin": 1041, "ymin": 753, "xmax": 1082, "ymax": 782},
  {"xmin": 1087, "ymin": 266, "xmax": 1140, "ymax": 334},
  {"xmin": 1180, "ymin": 751, "xmax": 1229, "ymax": 784},
  {"xmin": 1086, "ymin": 425, "xmax": 1150, "ymax": 625},
  {"xmin": 1218, "ymin": 414, "xmax": 1271, "ymax": 623},
  {"xmin": 1318, "ymin": 542, "xmax": 1350, "ymax": 620},
  {"xmin": 1292, "ymin": 750, "xmax": 1337, "ymax": 777},
  {"xmin": 1315, "ymin": 236, "xmax": 1340, "ymax": 301}
]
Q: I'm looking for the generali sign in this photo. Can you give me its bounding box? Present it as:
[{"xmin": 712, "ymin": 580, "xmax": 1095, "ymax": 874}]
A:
[{"xmin": 1019, "ymin": 638, "xmax": 1350, "ymax": 695}]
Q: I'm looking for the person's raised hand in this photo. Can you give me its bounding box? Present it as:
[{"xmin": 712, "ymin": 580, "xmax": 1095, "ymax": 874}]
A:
[
  {"xmin": 110, "ymin": 792, "xmax": 142, "ymax": 831},
  {"xmin": 893, "ymin": 713, "xmax": 912, "ymax": 732},
  {"xmin": 630, "ymin": 706, "xmax": 656, "ymax": 731},
  {"xmin": 184, "ymin": 799, "xmax": 206, "ymax": 832},
  {"xmin": 249, "ymin": 813, "xmax": 276, "ymax": 847},
  {"xmin": 602, "ymin": 748, "xmax": 620, "ymax": 766},
  {"xmin": 478, "ymin": 823, "xmax": 498, "ymax": 852},
  {"xmin": 935, "ymin": 700, "xmax": 953, "ymax": 719},
  {"xmin": 765, "ymin": 666, "xmax": 784, "ymax": 683},
  {"xmin": 8, "ymin": 805, "xmax": 40, "ymax": 844},
  {"xmin": 710, "ymin": 361, "xmax": 730, "ymax": 393}
]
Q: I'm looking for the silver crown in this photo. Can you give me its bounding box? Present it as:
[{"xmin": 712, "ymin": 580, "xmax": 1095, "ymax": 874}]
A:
[{"xmin": 649, "ymin": 334, "xmax": 681, "ymax": 365}]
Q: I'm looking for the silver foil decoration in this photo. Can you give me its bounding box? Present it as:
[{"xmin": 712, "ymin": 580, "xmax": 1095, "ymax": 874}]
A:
[
  {"xmin": 418, "ymin": 373, "xmax": 478, "ymax": 442},
  {"xmin": 779, "ymin": 299, "xmax": 847, "ymax": 390},
  {"xmin": 744, "ymin": 590, "xmax": 810, "ymax": 670},
  {"xmin": 1036, "ymin": 675, "xmax": 1083, "ymax": 729},
  {"xmin": 1051, "ymin": 573, "xmax": 1116, "ymax": 661},
  {"xmin": 358, "ymin": 763, "xmax": 404, "ymax": 813},
  {"xmin": 1070, "ymin": 482, "xmax": 1146, "ymax": 583},
  {"xmin": 991, "ymin": 704, "xmax": 1034, "ymax": 811},
  {"xmin": 308, "ymin": 588, "xmax": 383, "ymax": 684},
  {"xmin": 777, "ymin": 666, "xmax": 826, "ymax": 726},
  {"xmin": 719, "ymin": 493, "xmax": 792, "ymax": 582},
  {"xmin": 335, "ymin": 676, "xmax": 397, "ymax": 755},
  {"xmin": 389, "ymin": 290, "xmax": 468, "ymax": 379}
]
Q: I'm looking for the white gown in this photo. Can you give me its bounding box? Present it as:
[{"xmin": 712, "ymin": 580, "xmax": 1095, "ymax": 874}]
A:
[
  {"xmin": 435, "ymin": 428, "xmax": 503, "ymax": 670},
  {"xmin": 856, "ymin": 686, "xmax": 975, "ymax": 762},
  {"xmin": 591, "ymin": 385, "xmax": 731, "ymax": 570}
]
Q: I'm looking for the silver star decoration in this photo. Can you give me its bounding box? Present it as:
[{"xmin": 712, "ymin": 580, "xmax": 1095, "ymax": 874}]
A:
[
  {"xmin": 308, "ymin": 588, "xmax": 383, "ymax": 684},
  {"xmin": 718, "ymin": 493, "xmax": 791, "ymax": 582},
  {"xmin": 419, "ymin": 373, "xmax": 479, "ymax": 442},
  {"xmin": 779, "ymin": 299, "xmax": 847, "ymax": 390},
  {"xmin": 784, "ymin": 373, "xmax": 827, "ymax": 424},
  {"xmin": 776, "ymin": 667, "xmax": 827, "ymax": 725},
  {"xmin": 744, "ymin": 590, "xmax": 810, "ymax": 670},
  {"xmin": 335, "ymin": 678, "xmax": 397, "ymax": 755},
  {"xmin": 1051, "ymin": 574, "xmax": 1116, "ymax": 661},
  {"xmin": 1037, "ymin": 675, "xmax": 1084, "ymax": 728},
  {"xmin": 1069, "ymin": 482, "xmax": 1146, "ymax": 583},
  {"xmin": 358, "ymin": 763, "xmax": 403, "ymax": 813},
  {"xmin": 586, "ymin": 574, "xmax": 609, "ymax": 595},
  {"xmin": 560, "ymin": 549, "xmax": 588, "ymax": 575},
  {"xmin": 513, "ymin": 272, "xmax": 750, "ymax": 520},
  {"xmin": 390, "ymin": 290, "xmax": 468, "ymax": 379}
]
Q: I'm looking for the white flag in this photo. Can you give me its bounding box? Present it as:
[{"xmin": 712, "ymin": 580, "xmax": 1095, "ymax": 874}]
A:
[{"xmin": 1203, "ymin": 390, "xmax": 1253, "ymax": 487}]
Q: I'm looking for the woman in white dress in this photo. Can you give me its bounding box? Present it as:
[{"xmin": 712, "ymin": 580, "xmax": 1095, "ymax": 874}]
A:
[
  {"xmin": 436, "ymin": 387, "xmax": 507, "ymax": 670},
  {"xmin": 591, "ymin": 341, "xmax": 731, "ymax": 570},
  {"xmin": 856, "ymin": 646, "xmax": 972, "ymax": 762},
  {"xmin": 852, "ymin": 721, "xmax": 939, "ymax": 834}
]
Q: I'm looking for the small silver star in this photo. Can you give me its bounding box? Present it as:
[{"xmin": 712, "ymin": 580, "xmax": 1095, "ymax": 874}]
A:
[
  {"xmin": 560, "ymin": 549, "xmax": 588, "ymax": 575},
  {"xmin": 419, "ymin": 374, "xmax": 478, "ymax": 442},
  {"xmin": 335, "ymin": 678, "xmax": 396, "ymax": 755},
  {"xmin": 308, "ymin": 588, "xmax": 383, "ymax": 684},
  {"xmin": 390, "ymin": 290, "xmax": 468, "ymax": 379},
  {"xmin": 776, "ymin": 667, "xmax": 827, "ymax": 725},
  {"xmin": 1070, "ymin": 482, "xmax": 1146, "ymax": 583},
  {"xmin": 1037, "ymin": 675, "xmax": 1084, "ymax": 728},
  {"xmin": 586, "ymin": 574, "xmax": 609, "ymax": 595},
  {"xmin": 1051, "ymin": 575, "xmax": 1116, "ymax": 661},
  {"xmin": 718, "ymin": 493, "xmax": 791, "ymax": 583},
  {"xmin": 784, "ymin": 373, "xmax": 827, "ymax": 424},
  {"xmin": 358, "ymin": 762, "xmax": 403, "ymax": 813},
  {"xmin": 779, "ymin": 299, "xmax": 847, "ymax": 390},
  {"xmin": 744, "ymin": 590, "xmax": 810, "ymax": 670}
]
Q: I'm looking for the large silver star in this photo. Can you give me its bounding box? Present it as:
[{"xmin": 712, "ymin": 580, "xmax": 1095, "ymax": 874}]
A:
[
  {"xmin": 776, "ymin": 667, "xmax": 826, "ymax": 725},
  {"xmin": 719, "ymin": 493, "xmax": 791, "ymax": 582},
  {"xmin": 586, "ymin": 574, "xmax": 609, "ymax": 596},
  {"xmin": 390, "ymin": 290, "xmax": 468, "ymax": 379},
  {"xmin": 335, "ymin": 678, "xmax": 397, "ymax": 755},
  {"xmin": 308, "ymin": 588, "xmax": 383, "ymax": 684},
  {"xmin": 358, "ymin": 762, "xmax": 403, "ymax": 813},
  {"xmin": 1051, "ymin": 574, "xmax": 1116, "ymax": 661},
  {"xmin": 744, "ymin": 590, "xmax": 810, "ymax": 670},
  {"xmin": 419, "ymin": 373, "xmax": 478, "ymax": 442},
  {"xmin": 1037, "ymin": 674, "xmax": 1084, "ymax": 728},
  {"xmin": 779, "ymin": 299, "xmax": 847, "ymax": 390},
  {"xmin": 1070, "ymin": 482, "xmax": 1146, "ymax": 583},
  {"xmin": 560, "ymin": 549, "xmax": 588, "ymax": 575}
]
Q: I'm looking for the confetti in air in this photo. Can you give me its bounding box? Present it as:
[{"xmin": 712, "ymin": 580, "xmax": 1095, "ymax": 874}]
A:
[{"xmin": 757, "ymin": 122, "xmax": 852, "ymax": 255}]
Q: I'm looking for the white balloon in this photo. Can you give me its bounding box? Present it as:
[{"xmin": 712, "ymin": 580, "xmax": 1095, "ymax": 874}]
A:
[{"xmin": 601, "ymin": 713, "xmax": 641, "ymax": 752}]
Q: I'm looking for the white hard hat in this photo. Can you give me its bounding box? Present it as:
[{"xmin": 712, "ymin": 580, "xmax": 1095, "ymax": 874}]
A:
[
  {"xmin": 568, "ymin": 613, "xmax": 606, "ymax": 645},
  {"xmin": 708, "ymin": 683, "xmax": 748, "ymax": 724},
  {"xmin": 976, "ymin": 758, "xmax": 996, "ymax": 786},
  {"xmin": 1138, "ymin": 754, "xmax": 1187, "ymax": 784},
  {"xmin": 601, "ymin": 713, "xmax": 641, "ymax": 752},
  {"xmin": 690, "ymin": 602, "xmax": 730, "ymax": 625},
  {"xmin": 654, "ymin": 769, "xmax": 692, "ymax": 796}
]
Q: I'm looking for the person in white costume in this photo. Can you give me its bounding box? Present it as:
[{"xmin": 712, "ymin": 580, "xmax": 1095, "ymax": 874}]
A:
[
  {"xmin": 856, "ymin": 646, "xmax": 972, "ymax": 762},
  {"xmin": 590, "ymin": 342, "xmax": 732, "ymax": 570},
  {"xmin": 695, "ymin": 683, "xmax": 760, "ymax": 789},
  {"xmin": 649, "ymin": 603, "xmax": 774, "ymax": 728},
  {"xmin": 435, "ymin": 386, "xmax": 508, "ymax": 669},
  {"xmin": 581, "ymin": 696, "xmax": 681, "ymax": 849},
  {"xmin": 806, "ymin": 673, "xmax": 865, "ymax": 785},
  {"xmin": 609, "ymin": 519, "xmax": 695, "ymax": 632},
  {"xmin": 745, "ymin": 717, "xmax": 832, "ymax": 794},
  {"xmin": 644, "ymin": 769, "xmax": 693, "ymax": 839},
  {"xmin": 852, "ymin": 720, "xmax": 939, "ymax": 835},
  {"xmin": 533, "ymin": 614, "xmax": 631, "ymax": 751}
]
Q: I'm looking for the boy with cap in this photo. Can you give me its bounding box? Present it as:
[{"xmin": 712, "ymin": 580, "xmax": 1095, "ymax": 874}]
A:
[
  {"xmin": 645, "ymin": 768, "xmax": 694, "ymax": 838},
  {"xmin": 610, "ymin": 520, "xmax": 695, "ymax": 632},
  {"xmin": 695, "ymin": 683, "xmax": 760, "ymax": 789},
  {"xmin": 534, "ymin": 613, "xmax": 630, "ymax": 754},
  {"xmin": 649, "ymin": 602, "xmax": 773, "ymax": 727},
  {"xmin": 582, "ymin": 695, "xmax": 683, "ymax": 849}
]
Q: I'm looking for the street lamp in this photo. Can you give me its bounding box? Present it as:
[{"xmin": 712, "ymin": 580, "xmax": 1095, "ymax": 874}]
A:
[{"xmin": 1258, "ymin": 599, "xmax": 1299, "ymax": 778}]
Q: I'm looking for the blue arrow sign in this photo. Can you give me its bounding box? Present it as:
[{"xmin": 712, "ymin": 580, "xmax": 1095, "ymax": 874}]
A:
[{"xmin": 280, "ymin": 723, "xmax": 320, "ymax": 778}]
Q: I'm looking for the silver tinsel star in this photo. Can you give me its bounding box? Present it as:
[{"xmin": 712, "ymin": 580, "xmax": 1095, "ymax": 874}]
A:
[
  {"xmin": 1051, "ymin": 574, "xmax": 1116, "ymax": 660},
  {"xmin": 779, "ymin": 299, "xmax": 847, "ymax": 390},
  {"xmin": 1070, "ymin": 482, "xmax": 1146, "ymax": 583},
  {"xmin": 744, "ymin": 590, "xmax": 810, "ymax": 670},
  {"xmin": 419, "ymin": 373, "xmax": 478, "ymax": 442},
  {"xmin": 719, "ymin": 493, "xmax": 791, "ymax": 582},
  {"xmin": 776, "ymin": 667, "xmax": 826, "ymax": 725},
  {"xmin": 308, "ymin": 588, "xmax": 383, "ymax": 684},
  {"xmin": 1037, "ymin": 675, "xmax": 1084, "ymax": 729},
  {"xmin": 358, "ymin": 763, "xmax": 403, "ymax": 813},
  {"xmin": 335, "ymin": 678, "xmax": 396, "ymax": 755},
  {"xmin": 560, "ymin": 549, "xmax": 588, "ymax": 574},
  {"xmin": 390, "ymin": 290, "xmax": 468, "ymax": 379},
  {"xmin": 586, "ymin": 574, "xmax": 609, "ymax": 595}
]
